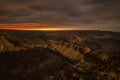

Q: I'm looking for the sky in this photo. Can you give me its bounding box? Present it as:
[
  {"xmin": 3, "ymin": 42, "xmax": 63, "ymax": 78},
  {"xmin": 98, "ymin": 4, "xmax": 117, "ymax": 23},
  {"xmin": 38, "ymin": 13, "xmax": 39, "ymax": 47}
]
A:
[{"xmin": 0, "ymin": 0, "xmax": 120, "ymax": 31}]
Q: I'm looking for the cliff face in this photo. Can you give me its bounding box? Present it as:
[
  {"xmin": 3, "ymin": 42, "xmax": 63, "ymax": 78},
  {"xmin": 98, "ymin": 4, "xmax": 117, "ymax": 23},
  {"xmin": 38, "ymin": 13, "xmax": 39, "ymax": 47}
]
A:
[
  {"xmin": 0, "ymin": 36, "xmax": 14, "ymax": 52},
  {"xmin": 47, "ymin": 41, "xmax": 91, "ymax": 63},
  {"xmin": 0, "ymin": 31, "xmax": 23, "ymax": 52}
]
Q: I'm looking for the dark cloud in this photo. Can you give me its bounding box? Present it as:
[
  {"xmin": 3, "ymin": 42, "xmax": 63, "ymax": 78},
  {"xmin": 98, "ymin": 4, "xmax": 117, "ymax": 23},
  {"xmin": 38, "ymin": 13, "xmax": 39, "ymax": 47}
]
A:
[{"xmin": 0, "ymin": 0, "xmax": 120, "ymax": 31}]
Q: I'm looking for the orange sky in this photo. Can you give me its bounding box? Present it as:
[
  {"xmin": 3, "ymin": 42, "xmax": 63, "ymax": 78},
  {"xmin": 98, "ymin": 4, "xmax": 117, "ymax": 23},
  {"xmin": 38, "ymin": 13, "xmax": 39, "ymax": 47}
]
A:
[{"xmin": 0, "ymin": 23, "xmax": 80, "ymax": 31}]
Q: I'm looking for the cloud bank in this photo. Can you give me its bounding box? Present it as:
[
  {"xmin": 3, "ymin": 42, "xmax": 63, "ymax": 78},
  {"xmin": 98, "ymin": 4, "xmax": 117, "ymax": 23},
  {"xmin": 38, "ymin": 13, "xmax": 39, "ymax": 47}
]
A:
[{"xmin": 0, "ymin": 0, "xmax": 120, "ymax": 31}]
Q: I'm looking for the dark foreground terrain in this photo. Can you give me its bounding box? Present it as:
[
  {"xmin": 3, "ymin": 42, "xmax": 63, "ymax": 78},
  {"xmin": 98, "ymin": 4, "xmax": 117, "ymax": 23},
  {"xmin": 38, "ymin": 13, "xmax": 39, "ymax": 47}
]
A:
[{"xmin": 0, "ymin": 30, "xmax": 120, "ymax": 80}]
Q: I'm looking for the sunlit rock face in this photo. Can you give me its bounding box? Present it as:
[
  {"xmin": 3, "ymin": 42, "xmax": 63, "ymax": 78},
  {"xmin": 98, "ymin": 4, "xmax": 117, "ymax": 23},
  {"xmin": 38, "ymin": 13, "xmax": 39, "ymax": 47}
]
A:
[
  {"xmin": 0, "ymin": 36, "xmax": 14, "ymax": 52},
  {"xmin": 0, "ymin": 31, "xmax": 24, "ymax": 52}
]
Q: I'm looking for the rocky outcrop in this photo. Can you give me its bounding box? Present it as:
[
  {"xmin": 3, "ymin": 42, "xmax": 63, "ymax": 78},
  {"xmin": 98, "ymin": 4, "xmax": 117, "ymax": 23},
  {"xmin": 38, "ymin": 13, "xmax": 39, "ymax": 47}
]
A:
[
  {"xmin": 0, "ymin": 31, "xmax": 24, "ymax": 53},
  {"xmin": 0, "ymin": 36, "xmax": 14, "ymax": 52},
  {"xmin": 47, "ymin": 42, "xmax": 91, "ymax": 63}
]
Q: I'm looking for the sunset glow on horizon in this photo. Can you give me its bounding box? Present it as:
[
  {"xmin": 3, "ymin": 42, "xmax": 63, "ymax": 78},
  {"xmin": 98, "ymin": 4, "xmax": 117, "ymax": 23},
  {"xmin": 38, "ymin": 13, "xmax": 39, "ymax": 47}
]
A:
[
  {"xmin": 0, "ymin": 23, "xmax": 78, "ymax": 31},
  {"xmin": 0, "ymin": 27, "xmax": 75, "ymax": 31}
]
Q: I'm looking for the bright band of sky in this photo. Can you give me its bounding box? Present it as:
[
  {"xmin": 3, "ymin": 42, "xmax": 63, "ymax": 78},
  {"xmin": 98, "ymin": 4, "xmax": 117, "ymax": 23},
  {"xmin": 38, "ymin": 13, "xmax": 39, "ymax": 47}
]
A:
[{"xmin": 0, "ymin": 23, "xmax": 80, "ymax": 31}]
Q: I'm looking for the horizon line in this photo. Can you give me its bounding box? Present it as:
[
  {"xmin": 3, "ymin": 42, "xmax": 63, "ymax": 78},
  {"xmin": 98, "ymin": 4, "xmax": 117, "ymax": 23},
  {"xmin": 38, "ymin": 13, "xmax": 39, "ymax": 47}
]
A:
[{"xmin": 0, "ymin": 28, "xmax": 119, "ymax": 33}]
